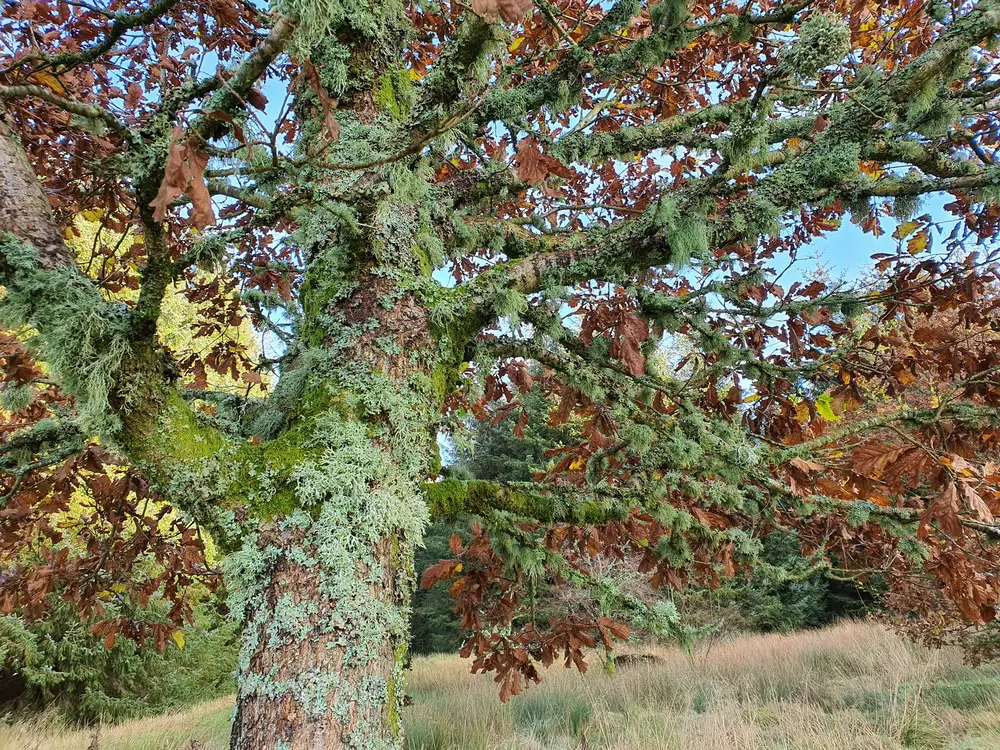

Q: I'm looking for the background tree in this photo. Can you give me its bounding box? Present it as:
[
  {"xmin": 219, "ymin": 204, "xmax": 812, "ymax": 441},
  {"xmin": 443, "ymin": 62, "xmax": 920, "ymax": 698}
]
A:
[
  {"xmin": 413, "ymin": 382, "xmax": 874, "ymax": 652},
  {"xmin": 2, "ymin": 1, "xmax": 1000, "ymax": 749}
]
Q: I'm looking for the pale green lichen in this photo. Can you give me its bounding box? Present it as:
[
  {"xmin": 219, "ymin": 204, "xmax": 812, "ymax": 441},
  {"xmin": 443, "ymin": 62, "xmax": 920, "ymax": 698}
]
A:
[
  {"xmin": 781, "ymin": 13, "xmax": 850, "ymax": 77},
  {"xmin": 0, "ymin": 384, "xmax": 33, "ymax": 413},
  {"xmin": 0, "ymin": 233, "xmax": 132, "ymax": 437},
  {"xmin": 224, "ymin": 377, "xmax": 432, "ymax": 748}
]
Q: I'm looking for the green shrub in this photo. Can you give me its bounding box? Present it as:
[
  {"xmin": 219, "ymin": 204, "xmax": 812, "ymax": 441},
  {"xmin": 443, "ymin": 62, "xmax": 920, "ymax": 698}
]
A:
[{"xmin": 0, "ymin": 595, "xmax": 237, "ymax": 724}]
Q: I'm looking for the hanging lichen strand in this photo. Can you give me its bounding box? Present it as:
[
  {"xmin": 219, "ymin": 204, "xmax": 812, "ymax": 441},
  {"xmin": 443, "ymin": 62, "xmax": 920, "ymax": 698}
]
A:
[{"xmin": 5, "ymin": 0, "xmax": 1000, "ymax": 748}]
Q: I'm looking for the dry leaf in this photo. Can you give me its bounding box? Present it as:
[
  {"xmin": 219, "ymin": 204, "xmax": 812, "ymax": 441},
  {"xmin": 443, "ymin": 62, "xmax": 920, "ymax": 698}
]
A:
[
  {"xmin": 148, "ymin": 125, "xmax": 216, "ymax": 230},
  {"xmin": 514, "ymin": 139, "xmax": 574, "ymax": 185},
  {"xmin": 246, "ymin": 88, "xmax": 268, "ymax": 110},
  {"xmin": 472, "ymin": 0, "xmax": 533, "ymax": 24}
]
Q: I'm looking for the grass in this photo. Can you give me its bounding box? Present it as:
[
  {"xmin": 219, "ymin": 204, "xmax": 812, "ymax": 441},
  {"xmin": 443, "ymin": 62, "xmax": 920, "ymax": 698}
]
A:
[{"xmin": 3, "ymin": 621, "xmax": 1000, "ymax": 749}]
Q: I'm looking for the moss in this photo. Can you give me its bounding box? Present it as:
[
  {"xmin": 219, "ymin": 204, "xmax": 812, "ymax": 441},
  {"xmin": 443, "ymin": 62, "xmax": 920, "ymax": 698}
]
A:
[
  {"xmin": 374, "ymin": 68, "xmax": 414, "ymax": 120},
  {"xmin": 423, "ymin": 479, "xmax": 618, "ymax": 524},
  {"xmin": 386, "ymin": 641, "xmax": 408, "ymax": 739},
  {"xmin": 229, "ymin": 422, "xmax": 319, "ymax": 518},
  {"xmin": 426, "ymin": 361, "xmax": 462, "ymax": 405},
  {"xmin": 159, "ymin": 391, "xmax": 227, "ymax": 460}
]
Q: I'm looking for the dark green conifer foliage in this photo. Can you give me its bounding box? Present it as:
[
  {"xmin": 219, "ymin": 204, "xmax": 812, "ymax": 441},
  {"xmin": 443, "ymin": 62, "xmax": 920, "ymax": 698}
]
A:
[{"xmin": 0, "ymin": 596, "xmax": 236, "ymax": 724}]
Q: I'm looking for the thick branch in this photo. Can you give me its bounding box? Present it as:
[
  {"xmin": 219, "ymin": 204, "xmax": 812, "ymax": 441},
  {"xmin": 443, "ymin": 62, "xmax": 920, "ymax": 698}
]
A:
[
  {"xmin": 0, "ymin": 418, "xmax": 85, "ymax": 472},
  {"xmin": 187, "ymin": 15, "xmax": 297, "ymax": 144},
  {"xmin": 770, "ymin": 405, "xmax": 1000, "ymax": 465},
  {"xmin": 423, "ymin": 478, "xmax": 634, "ymax": 523},
  {"xmin": 0, "ymin": 85, "xmax": 130, "ymax": 139}
]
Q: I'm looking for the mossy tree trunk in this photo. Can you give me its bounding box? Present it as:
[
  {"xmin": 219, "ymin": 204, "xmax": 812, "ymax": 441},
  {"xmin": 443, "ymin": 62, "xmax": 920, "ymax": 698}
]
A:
[
  {"xmin": 228, "ymin": 521, "xmax": 411, "ymax": 749},
  {"xmin": 224, "ymin": 259, "xmax": 444, "ymax": 749}
]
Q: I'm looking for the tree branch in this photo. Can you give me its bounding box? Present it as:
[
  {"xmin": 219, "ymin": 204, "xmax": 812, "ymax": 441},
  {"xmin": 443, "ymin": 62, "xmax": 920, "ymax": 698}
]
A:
[
  {"xmin": 423, "ymin": 478, "xmax": 635, "ymax": 523},
  {"xmin": 455, "ymin": 0, "xmax": 1000, "ymax": 322},
  {"xmin": 0, "ymin": 84, "xmax": 130, "ymax": 140},
  {"xmin": 186, "ymin": 15, "xmax": 297, "ymax": 145},
  {"xmin": 11, "ymin": 0, "xmax": 181, "ymax": 76}
]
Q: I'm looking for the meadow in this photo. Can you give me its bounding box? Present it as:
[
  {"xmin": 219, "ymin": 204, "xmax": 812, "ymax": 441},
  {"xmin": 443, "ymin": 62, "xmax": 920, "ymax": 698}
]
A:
[{"xmin": 3, "ymin": 621, "xmax": 1000, "ymax": 750}]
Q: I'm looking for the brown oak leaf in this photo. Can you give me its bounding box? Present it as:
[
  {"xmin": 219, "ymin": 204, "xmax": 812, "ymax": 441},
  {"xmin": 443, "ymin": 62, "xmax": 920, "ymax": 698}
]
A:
[
  {"xmin": 514, "ymin": 139, "xmax": 575, "ymax": 185},
  {"xmin": 148, "ymin": 126, "xmax": 215, "ymax": 229},
  {"xmin": 472, "ymin": 0, "xmax": 533, "ymax": 24}
]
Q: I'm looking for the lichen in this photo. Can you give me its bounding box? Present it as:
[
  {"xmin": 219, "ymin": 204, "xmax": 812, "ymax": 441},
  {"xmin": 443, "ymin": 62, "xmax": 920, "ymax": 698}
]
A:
[
  {"xmin": 0, "ymin": 233, "xmax": 132, "ymax": 438},
  {"xmin": 224, "ymin": 409, "xmax": 428, "ymax": 747},
  {"xmin": 0, "ymin": 384, "xmax": 33, "ymax": 413},
  {"xmin": 781, "ymin": 13, "xmax": 850, "ymax": 77}
]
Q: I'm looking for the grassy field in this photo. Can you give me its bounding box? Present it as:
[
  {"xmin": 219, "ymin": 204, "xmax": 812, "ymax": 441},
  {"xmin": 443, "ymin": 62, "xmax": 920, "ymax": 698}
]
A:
[{"xmin": 3, "ymin": 621, "xmax": 1000, "ymax": 750}]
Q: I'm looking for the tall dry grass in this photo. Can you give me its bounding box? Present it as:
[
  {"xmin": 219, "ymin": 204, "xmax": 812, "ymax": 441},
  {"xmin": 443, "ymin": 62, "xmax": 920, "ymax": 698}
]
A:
[
  {"xmin": 0, "ymin": 696, "xmax": 233, "ymax": 750},
  {"xmin": 2, "ymin": 621, "xmax": 999, "ymax": 749},
  {"xmin": 404, "ymin": 620, "xmax": 1000, "ymax": 750}
]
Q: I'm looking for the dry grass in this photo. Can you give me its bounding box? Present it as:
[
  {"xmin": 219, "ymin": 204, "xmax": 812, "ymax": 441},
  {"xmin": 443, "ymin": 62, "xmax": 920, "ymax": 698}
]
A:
[
  {"xmin": 3, "ymin": 621, "xmax": 1000, "ymax": 750},
  {"xmin": 0, "ymin": 696, "xmax": 233, "ymax": 750}
]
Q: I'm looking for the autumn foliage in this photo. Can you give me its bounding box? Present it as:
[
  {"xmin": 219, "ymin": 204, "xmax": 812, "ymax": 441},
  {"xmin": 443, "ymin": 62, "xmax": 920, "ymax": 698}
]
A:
[{"xmin": 2, "ymin": 0, "xmax": 1000, "ymax": 732}]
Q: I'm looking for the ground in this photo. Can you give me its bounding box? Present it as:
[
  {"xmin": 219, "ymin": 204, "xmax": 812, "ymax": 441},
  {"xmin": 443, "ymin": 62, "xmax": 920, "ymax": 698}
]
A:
[{"xmin": 4, "ymin": 622, "xmax": 1000, "ymax": 750}]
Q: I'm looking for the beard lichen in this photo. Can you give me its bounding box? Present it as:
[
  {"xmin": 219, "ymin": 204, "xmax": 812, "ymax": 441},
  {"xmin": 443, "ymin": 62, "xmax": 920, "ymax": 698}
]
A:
[{"xmin": 0, "ymin": 233, "xmax": 132, "ymax": 438}]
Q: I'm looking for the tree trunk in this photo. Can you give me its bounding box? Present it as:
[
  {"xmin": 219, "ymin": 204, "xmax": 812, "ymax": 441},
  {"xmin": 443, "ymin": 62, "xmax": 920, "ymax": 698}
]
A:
[
  {"xmin": 228, "ymin": 518, "xmax": 411, "ymax": 750},
  {"xmin": 0, "ymin": 103, "xmax": 76, "ymax": 270},
  {"xmin": 226, "ymin": 280, "xmax": 436, "ymax": 749}
]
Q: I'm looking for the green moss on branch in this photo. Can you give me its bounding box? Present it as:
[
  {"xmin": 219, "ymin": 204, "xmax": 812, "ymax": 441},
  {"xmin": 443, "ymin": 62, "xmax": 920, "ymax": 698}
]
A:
[{"xmin": 423, "ymin": 478, "xmax": 628, "ymax": 524}]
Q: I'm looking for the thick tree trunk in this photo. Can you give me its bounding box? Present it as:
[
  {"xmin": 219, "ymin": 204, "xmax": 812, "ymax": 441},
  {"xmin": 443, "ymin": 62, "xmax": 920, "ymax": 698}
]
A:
[
  {"xmin": 226, "ymin": 280, "xmax": 436, "ymax": 750},
  {"xmin": 0, "ymin": 103, "xmax": 76, "ymax": 270},
  {"xmin": 229, "ymin": 520, "xmax": 410, "ymax": 749}
]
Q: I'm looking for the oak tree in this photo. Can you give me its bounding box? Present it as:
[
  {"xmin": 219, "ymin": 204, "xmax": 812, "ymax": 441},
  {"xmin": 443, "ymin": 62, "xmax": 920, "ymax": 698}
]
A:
[{"xmin": 2, "ymin": 0, "xmax": 1000, "ymax": 747}]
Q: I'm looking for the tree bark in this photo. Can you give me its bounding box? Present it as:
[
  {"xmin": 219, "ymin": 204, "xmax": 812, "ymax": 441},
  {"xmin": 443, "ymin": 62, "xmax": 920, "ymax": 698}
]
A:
[
  {"xmin": 227, "ymin": 280, "xmax": 436, "ymax": 750},
  {"xmin": 229, "ymin": 521, "xmax": 411, "ymax": 750},
  {"xmin": 0, "ymin": 103, "xmax": 75, "ymax": 270}
]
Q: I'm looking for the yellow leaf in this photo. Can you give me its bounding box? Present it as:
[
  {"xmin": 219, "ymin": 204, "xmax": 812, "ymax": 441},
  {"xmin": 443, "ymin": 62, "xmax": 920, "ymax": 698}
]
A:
[
  {"xmin": 815, "ymin": 392, "xmax": 841, "ymax": 422},
  {"xmin": 29, "ymin": 71, "xmax": 66, "ymax": 95},
  {"xmin": 508, "ymin": 37, "xmax": 524, "ymax": 52},
  {"xmin": 454, "ymin": 563, "xmax": 463, "ymax": 573},
  {"xmin": 893, "ymin": 220, "xmax": 921, "ymax": 240},
  {"xmin": 408, "ymin": 69, "xmax": 423, "ymax": 82},
  {"xmin": 907, "ymin": 230, "xmax": 929, "ymax": 255},
  {"xmin": 171, "ymin": 630, "xmax": 185, "ymax": 650},
  {"xmin": 795, "ymin": 401, "xmax": 811, "ymax": 424}
]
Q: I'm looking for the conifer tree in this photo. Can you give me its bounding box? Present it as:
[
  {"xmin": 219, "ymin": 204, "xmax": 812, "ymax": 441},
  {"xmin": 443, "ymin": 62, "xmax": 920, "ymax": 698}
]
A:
[{"xmin": 2, "ymin": 1, "xmax": 1000, "ymax": 748}]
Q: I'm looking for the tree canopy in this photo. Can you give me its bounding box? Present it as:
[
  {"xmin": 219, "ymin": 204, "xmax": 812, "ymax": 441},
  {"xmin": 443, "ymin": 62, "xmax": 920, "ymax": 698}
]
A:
[{"xmin": 2, "ymin": 0, "xmax": 1000, "ymax": 746}]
